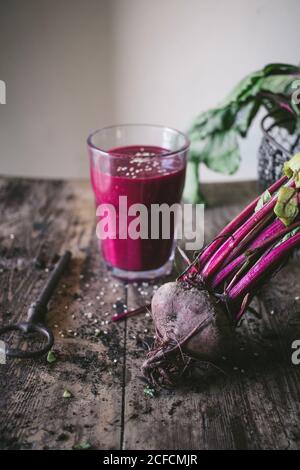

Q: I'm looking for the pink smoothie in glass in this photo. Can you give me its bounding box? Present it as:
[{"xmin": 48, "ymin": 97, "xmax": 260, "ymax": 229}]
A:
[{"xmin": 90, "ymin": 145, "xmax": 186, "ymax": 272}]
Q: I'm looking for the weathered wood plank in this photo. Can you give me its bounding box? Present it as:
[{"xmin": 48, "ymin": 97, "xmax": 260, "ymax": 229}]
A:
[
  {"xmin": 1, "ymin": 178, "xmax": 300, "ymax": 450},
  {"xmin": 0, "ymin": 178, "xmax": 126, "ymax": 450},
  {"xmin": 123, "ymin": 181, "xmax": 300, "ymax": 450}
]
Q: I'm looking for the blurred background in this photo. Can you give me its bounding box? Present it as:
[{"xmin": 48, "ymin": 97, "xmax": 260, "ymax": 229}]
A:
[{"xmin": 0, "ymin": 0, "xmax": 299, "ymax": 182}]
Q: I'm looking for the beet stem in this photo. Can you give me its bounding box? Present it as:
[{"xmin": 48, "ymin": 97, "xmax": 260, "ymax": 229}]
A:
[
  {"xmin": 198, "ymin": 176, "xmax": 287, "ymax": 268},
  {"xmin": 212, "ymin": 219, "xmax": 300, "ymax": 289},
  {"xmin": 227, "ymin": 232, "xmax": 300, "ymax": 303},
  {"xmin": 200, "ymin": 178, "xmax": 293, "ymax": 282},
  {"xmin": 112, "ymin": 304, "xmax": 151, "ymax": 322}
]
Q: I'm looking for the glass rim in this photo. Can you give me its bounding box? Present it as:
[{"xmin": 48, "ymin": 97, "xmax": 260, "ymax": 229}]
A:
[{"xmin": 87, "ymin": 123, "xmax": 190, "ymax": 158}]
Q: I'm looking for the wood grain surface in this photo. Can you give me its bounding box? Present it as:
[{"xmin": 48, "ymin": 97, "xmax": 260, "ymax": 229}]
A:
[{"xmin": 0, "ymin": 177, "xmax": 300, "ymax": 450}]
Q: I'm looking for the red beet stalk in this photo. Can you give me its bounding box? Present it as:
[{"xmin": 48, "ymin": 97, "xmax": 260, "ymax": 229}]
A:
[
  {"xmin": 200, "ymin": 178, "xmax": 294, "ymax": 282},
  {"xmin": 197, "ymin": 175, "xmax": 287, "ymax": 267},
  {"xmin": 211, "ymin": 218, "xmax": 287, "ymax": 289},
  {"xmin": 227, "ymin": 231, "xmax": 300, "ymax": 306}
]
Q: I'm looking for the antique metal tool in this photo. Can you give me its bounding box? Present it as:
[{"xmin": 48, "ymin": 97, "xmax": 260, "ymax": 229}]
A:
[{"xmin": 0, "ymin": 251, "xmax": 71, "ymax": 359}]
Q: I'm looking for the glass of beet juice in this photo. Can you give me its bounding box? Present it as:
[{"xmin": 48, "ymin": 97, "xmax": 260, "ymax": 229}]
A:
[{"xmin": 87, "ymin": 125, "xmax": 189, "ymax": 280}]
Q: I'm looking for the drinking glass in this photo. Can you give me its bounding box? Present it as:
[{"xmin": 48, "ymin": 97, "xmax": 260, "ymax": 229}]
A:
[{"xmin": 87, "ymin": 124, "xmax": 189, "ymax": 280}]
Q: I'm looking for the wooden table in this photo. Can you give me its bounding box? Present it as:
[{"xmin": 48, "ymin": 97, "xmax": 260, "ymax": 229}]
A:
[{"xmin": 0, "ymin": 177, "xmax": 300, "ymax": 450}]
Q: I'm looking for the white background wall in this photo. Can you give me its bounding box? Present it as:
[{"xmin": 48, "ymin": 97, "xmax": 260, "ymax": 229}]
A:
[{"xmin": 0, "ymin": 0, "xmax": 299, "ymax": 182}]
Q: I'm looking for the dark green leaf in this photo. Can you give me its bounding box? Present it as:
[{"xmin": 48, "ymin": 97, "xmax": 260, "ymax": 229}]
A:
[
  {"xmin": 185, "ymin": 63, "xmax": 300, "ymax": 203},
  {"xmin": 255, "ymin": 190, "xmax": 272, "ymax": 213},
  {"xmin": 190, "ymin": 107, "xmax": 232, "ymax": 140},
  {"xmin": 183, "ymin": 160, "xmax": 204, "ymax": 204},
  {"xmin": 73, "ymin": 442, "xmax": 91, "ymax": 450},
  {"xmin": 236, "ymin": 100, "xmax": 261, "ymax": 137},
  {"xmin": 220, "ymin": 71, "xmax": 264, "ymax": 107},
  {"xmin": 200, "ymin": 130, "xmax": 240, "ymax": 174},
  {"xmin": 261, "ymin": 74, "xmax": 300, "ymax": 96},
  {"xmin": 47, "ymin": 350, "xmax": 56, "ymax": 364},
  {"xmin": 263, "ymin": 63, "xmax": 300, "ymax": 76}
]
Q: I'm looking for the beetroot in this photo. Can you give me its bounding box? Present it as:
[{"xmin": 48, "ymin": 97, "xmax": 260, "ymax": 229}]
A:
[
  {"xmin": 141, "ymin": 282, "xmax": 234, "ymax": 384},
  {"xmin": 150, "ymin": 282, "xmax": 232, "ymax": 359},
  {"xmin": 113, "ymin": 154, "xmax": 300, "ymax": 386}
]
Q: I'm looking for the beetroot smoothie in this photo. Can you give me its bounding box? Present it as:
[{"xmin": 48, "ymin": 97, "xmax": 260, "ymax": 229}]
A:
[{"xmin": 90, "ymin": 145, "xmax": 186, "ymax": 272}]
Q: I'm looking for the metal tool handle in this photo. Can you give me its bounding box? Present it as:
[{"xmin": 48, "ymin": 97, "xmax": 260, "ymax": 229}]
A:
[
  {"xmin": 27, "ymin": 250, "xmax": 72, "ymax": 324},
  {"xmin": 0, "ymin": 251, "xmax": 71, "ymax": 359},
  {"xmin": 0, "ymin": 323, "xmax": 54, "ymax": 359}
]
